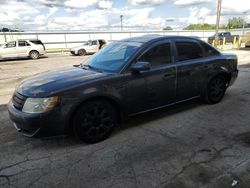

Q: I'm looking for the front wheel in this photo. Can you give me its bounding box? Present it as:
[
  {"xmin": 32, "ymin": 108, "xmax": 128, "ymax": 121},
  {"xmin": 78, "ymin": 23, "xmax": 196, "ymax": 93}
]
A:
[
  {"xmin": 204, "ymin": 75, "xmax": 228, "ymax": 104},
  {"xmin": 73, "ymin": 100, "xmax": 117, "ymax": 143},
  {"xmin": 78, "ymin": 49, "xmax": 86, "ymax": 56}
]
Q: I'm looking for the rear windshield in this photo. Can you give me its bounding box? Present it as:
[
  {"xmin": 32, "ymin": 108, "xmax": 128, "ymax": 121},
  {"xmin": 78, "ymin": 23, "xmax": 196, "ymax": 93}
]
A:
[{"xmin": 30, "ymin": 40, "xmax": 43, "ymax": 45}]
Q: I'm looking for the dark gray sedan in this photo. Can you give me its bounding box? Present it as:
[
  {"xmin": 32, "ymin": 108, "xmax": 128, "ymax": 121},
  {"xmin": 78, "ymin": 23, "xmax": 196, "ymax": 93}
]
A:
[{"xmin": 8, "ymin": 35, "xmax": 238, "ymax": 143}]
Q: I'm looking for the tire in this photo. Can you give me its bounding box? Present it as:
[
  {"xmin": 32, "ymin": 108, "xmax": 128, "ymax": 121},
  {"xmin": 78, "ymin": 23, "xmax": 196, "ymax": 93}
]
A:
[
  {"xmin": 73, "ymin": 100, "xmax": 117, "ymax": 143},
  {"xmin": 78, "ymin": 49, "xmax": 86, "ymax": 56},
  {"xmin": 204, "ymin": 75, "xmax": 228, "ymax": 104},
  {"xmin": 29, "ymin": 50, "xmax": 39, "ymax": 59}
]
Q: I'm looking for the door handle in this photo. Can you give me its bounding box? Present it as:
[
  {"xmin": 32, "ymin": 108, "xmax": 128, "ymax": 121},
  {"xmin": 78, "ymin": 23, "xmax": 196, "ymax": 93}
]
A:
[{"xmin": 163, "ymin": 74, "xmax": 175, "ymax": 80}]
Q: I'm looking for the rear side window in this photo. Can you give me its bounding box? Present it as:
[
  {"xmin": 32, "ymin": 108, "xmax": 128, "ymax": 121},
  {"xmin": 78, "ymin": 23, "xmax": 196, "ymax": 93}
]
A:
[
  {"xmin": 30, "ymin": 40, "xmax": 43, "ymax": 45},
  {"xmin": 200, "ymin": 42, "xmax": 220, "ymax": 57},
  {"xmin": 18, "ymin": 41, "xmax": 30, "ymax": 46},
  {"xmin": 138, "ymin": 43, "xmax": 172, "ymax": 67},
  {"xmin": 175, "ymin": 41, "xmax": 203, "ymax": 62}
]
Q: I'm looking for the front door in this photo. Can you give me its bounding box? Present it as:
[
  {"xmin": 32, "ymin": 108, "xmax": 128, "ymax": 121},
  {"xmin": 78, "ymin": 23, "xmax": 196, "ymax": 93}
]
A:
[
  {"xmin": 1, "ymin": 41, "xmax": 17, "ymax": 58},
  {"xmin": 89, "ymin": 40, "xmax": 99, "ymax": 53},
  {"xmin": 126, "ymin": 41, "xmax": 176, "ymax": 114}
]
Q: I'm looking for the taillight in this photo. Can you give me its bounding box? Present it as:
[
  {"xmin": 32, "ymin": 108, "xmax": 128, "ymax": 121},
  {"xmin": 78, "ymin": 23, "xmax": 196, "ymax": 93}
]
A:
[{"xmin": 42, "ymin": 44, "xmax": 46, "ymax": 51}]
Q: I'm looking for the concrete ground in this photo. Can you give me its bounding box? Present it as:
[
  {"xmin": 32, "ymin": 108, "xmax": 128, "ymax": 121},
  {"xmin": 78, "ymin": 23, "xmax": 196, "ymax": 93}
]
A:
[{"xmin": 1, "ymin": 50, "xmax": 250, "ymax": 188}]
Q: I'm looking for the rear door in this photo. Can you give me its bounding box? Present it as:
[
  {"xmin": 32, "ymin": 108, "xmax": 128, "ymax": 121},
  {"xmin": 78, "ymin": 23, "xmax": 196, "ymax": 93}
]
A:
[
  {"xmin": 17, "ymin": 41, "xmax": 31, "ymax": 56},
  {"xmin": 1, "ymin": 41, "xmax": 17, "ymax": 58},
  {"xmin": 174, "ymin": 39, "xmax": 205, "ymax": 101}
]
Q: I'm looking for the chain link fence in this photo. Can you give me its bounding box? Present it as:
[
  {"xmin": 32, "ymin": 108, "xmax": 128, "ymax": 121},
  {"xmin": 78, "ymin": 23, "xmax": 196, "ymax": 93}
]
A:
[{"xmin": 0, "ymin": 29, "xmax": 249, "ymax": 50}]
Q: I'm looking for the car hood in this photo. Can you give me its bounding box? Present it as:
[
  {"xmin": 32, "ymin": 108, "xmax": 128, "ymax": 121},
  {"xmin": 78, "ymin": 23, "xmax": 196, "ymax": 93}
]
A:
[{"xmin": 17, "ymin": 67, "xmax": 110, "ymax": 97}]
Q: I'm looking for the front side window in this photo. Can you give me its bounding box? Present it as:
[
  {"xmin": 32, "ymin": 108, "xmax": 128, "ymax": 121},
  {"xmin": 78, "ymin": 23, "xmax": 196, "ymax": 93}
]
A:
[
  {"xmin": 138, "ymin": 43, "xmax": 172, "ymax": 67},
  {"xmin": 6, "ymin": 41, "xmax": 16, "ymax": 48},
  {"xmin": 92, "ymin": 40, "xmax": 97, "ymax": 45},
  {"xmin": 176, "ymin": 41, "xmax": 203, "ymax": 62},
  {"xmin": 83, "ymin": 41, "xmax": 142, "ymax": 72}
]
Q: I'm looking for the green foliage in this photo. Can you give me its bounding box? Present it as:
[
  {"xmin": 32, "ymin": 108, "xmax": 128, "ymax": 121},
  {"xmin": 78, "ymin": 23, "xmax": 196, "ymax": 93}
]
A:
[
  {"xmin": 184, "ymin": 24, "xmax": 217, "ymax": 30},
  {"xmin": 227, "ymin": 17, "xmax": 246, "ymax": 29},
  {"xmin": 184, "ymin": 17, "xmax": 247, "ymax": 30},
  {"xmin": 163, "ymin": 26, "xmax": 173, "ymax": 30},
  {"xmin": 0, "ymin": 27, "xmax": 21, "ymax": 32}
]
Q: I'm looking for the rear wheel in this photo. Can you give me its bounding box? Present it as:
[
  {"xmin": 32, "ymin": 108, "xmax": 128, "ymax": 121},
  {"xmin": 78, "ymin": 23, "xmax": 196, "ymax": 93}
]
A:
[
  {"xmin": 204, "ymin": 75, "xmax": 228, "ymax": 104},
  {"xmin": 78, "ymin": 49, "xmax": 86, "ymax": 56},
  {"xmin": 29, "ymin": 51, "xmax": 39, "ymax": 59},
  {"xmin": 73, "ymin": 100, "xmax": 117, "ymax": 143}
]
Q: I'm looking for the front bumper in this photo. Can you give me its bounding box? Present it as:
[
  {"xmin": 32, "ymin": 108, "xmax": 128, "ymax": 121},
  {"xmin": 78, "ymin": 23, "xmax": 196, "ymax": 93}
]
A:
[
  {"xmin": 8, "ymin": 100, "xmax": 66, "ymax": 137},
  {"xmin": 229, "ymin": 69, "xmax": 238, "ymax": 86}
]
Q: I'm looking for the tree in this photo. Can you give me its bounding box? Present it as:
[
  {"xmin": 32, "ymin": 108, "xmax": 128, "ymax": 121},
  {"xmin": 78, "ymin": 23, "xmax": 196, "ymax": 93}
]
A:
[
  {"xmin": 163, "ymin": 26, "xmax": 173, "ymax": 30},
  {"xmin": 0, "ymin": 27, "xmax": 21, "ymax": 32},
  {"xmin": 184, "ymin": 24, "xmax": 216, "ymax": 30},
  {"xmin": 227, "ymin": 17, "xmax": 246, "ymax": 29}
]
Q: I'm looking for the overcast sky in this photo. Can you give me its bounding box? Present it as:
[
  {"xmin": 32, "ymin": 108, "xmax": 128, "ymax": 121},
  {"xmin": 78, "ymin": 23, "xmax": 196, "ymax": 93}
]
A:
[{"xmin": 0, "ymin": 0, "xmax": 250, "ymax": 31}]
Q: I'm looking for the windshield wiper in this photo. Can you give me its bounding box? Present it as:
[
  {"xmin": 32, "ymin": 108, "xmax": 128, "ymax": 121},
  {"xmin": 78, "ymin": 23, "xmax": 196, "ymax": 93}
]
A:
[{"xmin": 80, "ymin": 64, "xmax": 102, "ymax": 72}]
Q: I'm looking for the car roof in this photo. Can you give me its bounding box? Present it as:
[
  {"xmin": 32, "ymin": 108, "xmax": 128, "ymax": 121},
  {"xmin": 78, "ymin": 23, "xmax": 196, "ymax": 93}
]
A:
[
  {"xmin": 18, "ymin": 39, "xmax": 42, "ymax": 41},
  {"xmin": 121, "ymin": 35, "xmax": 201, "ymax": 43}
]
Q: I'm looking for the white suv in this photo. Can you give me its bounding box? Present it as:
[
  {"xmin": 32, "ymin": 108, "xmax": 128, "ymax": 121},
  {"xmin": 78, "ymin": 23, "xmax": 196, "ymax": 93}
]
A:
[
  {"xmin": 70, "ymin": 39, "xmax": 106, "ymax": 56},
  {"xmin": 0, "ymin": 39, "xmax": 46, "ymax": 60}
]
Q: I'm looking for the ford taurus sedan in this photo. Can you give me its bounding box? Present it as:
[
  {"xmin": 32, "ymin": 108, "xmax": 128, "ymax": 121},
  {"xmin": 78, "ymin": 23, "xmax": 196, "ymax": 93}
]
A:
[{"xmin": 8, "ymin": 35, "xmax": 238, "ymax": 143}]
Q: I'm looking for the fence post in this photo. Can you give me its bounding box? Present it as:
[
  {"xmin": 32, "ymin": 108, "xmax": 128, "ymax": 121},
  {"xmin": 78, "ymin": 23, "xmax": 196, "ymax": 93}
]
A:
[
  {"xmin": 109, "ymin": 33, "xmax": 112, "ymax": 41},
  {"xmin": 4, "ymin": 33, "xmax": 7, "ymax": 42},
  {"xmin": 64, "ymin": 34, "xmax": 67, "ymax": 51}
]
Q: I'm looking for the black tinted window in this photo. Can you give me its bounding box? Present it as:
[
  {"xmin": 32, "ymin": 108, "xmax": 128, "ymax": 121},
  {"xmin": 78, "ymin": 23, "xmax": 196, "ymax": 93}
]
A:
[
  {"xmin": 200, "ymin": 42, "xmax": 219, "ymax": 56},
  {"xmin": 176, "ymin": 41, "xmax": 203, "ymax": 61},
  {"xmin": 6, "ymin": 41, "xmax": 16, "ymax": 48},
  {"xmin": 92, "ymin": 40, "xmax": 97, "ymax": 45},
  {"xmin": 30, "ymin": 40, "xmax": 43, "ymax": 45},
  {"xmin": 138, "ymin": 43, "xmax": 171, "ymax": 66},
  {"xmin": 18, "ymin": 41, "xmax": 30, "ymax": 46}
]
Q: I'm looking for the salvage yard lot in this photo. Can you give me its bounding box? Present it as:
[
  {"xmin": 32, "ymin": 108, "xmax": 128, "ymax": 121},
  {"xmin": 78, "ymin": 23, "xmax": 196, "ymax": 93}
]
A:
[{"xmin": 1, "ymin": 50, "xmax": 250, "ymax": 187}]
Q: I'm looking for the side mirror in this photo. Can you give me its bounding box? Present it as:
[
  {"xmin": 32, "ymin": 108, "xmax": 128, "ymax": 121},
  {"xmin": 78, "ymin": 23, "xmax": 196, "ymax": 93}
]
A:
[{"xmin": 131, "ymin": 61, "xmax": 150, "ymax": 73}]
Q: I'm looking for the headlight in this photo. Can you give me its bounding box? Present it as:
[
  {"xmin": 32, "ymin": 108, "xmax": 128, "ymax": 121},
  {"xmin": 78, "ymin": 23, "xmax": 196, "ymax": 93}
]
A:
[{"xmin": 22, "ymin": 96, "xmax": 58, "ymax": 114}]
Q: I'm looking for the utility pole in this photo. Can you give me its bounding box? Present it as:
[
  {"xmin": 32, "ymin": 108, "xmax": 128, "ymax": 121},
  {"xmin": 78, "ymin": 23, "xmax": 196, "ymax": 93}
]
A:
[
  {"xmin": 242, "ymin": 11, "xmax": 248, "ymax": 37},
  {"xmin": 120, "ymin": 15, "xmax": 123, "ymax": 31},
  {"xmin": 215, "ymin": 0, "xmax": 222, "ymax": 40}
]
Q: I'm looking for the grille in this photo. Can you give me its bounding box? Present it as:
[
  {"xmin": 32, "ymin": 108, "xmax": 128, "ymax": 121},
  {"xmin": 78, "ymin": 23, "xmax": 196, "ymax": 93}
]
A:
[{"xmin": 12, "ymin": 92, "xmax": 27, "ymax": 110}]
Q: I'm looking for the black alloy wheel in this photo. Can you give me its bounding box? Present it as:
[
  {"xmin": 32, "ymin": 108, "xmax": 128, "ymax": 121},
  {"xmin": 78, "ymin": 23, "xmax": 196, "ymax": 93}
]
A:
[
  {"xmin": 204, "ymin": 75, "xmax": 228, "ymax": 104},
  {"xmin": 73, "ymin": 100, "xmax": 116, "ymax": 143}
]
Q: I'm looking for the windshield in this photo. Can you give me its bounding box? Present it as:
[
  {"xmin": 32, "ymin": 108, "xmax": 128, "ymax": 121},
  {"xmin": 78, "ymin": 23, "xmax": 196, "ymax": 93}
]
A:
[{"xmin": 82, "ymin": 41, "xmax": 142, "ymax": 72}]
